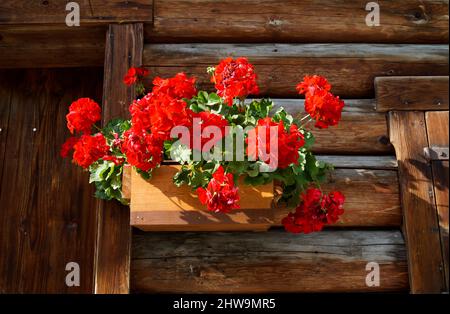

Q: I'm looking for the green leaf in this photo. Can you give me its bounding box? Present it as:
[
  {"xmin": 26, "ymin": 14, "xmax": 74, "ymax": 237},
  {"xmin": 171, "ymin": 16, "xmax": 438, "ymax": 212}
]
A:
[
  {"xmin": 89, "ymin": 162, "xmax": 109, "ymax": 183},
  {"xmin": 207, "ymin": 93, "xmax": 221, "ymax": 106},
  {"xmin": 110, "ymin": 174, "xmax": 121, "ymax": 190}
]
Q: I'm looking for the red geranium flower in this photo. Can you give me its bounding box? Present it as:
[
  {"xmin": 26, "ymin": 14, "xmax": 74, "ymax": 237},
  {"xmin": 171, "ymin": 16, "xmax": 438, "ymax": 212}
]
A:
[
  {"xmin": 128, "ymin": 73, "xmax": 197, "ymax": 142},
  {"xmin": 296, "ymin": 75, "xmax": 331, "ymax": 97},
  {"xmin": 247, "ymin": 118, "xmax": 305, "ymax": 169},
  {"xmin": 66, "ymin": 98, "xmax": 101, "ymax": 134},
  {"xmin": 123, "ymin": 67, "xmax": 149, "ymax": 86},
  {"xmin": 152, "ymin": 72, "xmax": 197, "ymax": 100},
  {"xmin": 211, "ymin": 57, "xmax": 259, "ymax": 106},
  {"xmin": 121, "ymin": 129, "xmax": 163, "ymax": 172},
  {"xmin": 102, "ymin": 155, "xmax": 125, "ymax": 166},
  {"xmin": 60, "ymin": 137, "xmax": 79, "ymax": 158},
  {"xmin": 197, "ymin": 166, "xmax": 240, "ymax": 213},
  {"xmin": 181, "ymin": 111, "xmax": 229, "ymax": 152},
  {"xmin": 282, "ymin": 188, "xmax": 345, "ymax": 234},
  {"xmin": 72, "ymin": 133, "xmax": 109, "ymax": 169},
  {"xmin": 296, "ymin": 75, "xmax": 345, "ymax": 129},
  {"xmin": 129, "ymin": 94, "xmax": 153, "ymax": 133},
  {"xmin": 305, "ymin": 90, "xmax": 345, "ymax": 129}
]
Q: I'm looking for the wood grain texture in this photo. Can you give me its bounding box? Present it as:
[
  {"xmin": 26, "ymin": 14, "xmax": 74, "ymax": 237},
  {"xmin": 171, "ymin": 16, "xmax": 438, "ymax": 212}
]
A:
[
  {"xmin": 376, "ymin": 76, "xmax": 449, "ymax": 111},
  {"xmin": 130, "ymin": 165, "xmax": 274, "ymax": 232},
  {"xmin": 131, "ymin": 230, "xmax": 409, "ymax": 293},
  {"xmin": 0, "ymin": 71, "xmax": 12, "ymax": 193},
  {"xmin": 94, "ymin": 24, "xmax": 143, "ymax": 294},
  {"xmin": 142, "ymin": 43, "xmax": 449, "ymax": 98},
  {"xmin": 274, "ymin": 168, "xmax": 401, "ymax": 227},
  {"xmin": 0, "ymin": 68, "xmax": 103, "ymax": 293},
  {"xmin": 125, "ymin": 160, "xmax": 401, "ymax": 229},
  {"xmin": 274, "ymin": 99, "xmax": 392, "ymax": 154},
  {"xmin": 147, "ymin": 0, "xmax": 449, "ymax": 44},
  {"xmin": 0, "ymin": 0, "xmax": 152, "ymax": 24},
  {"xmin": 316, "ymin": 155, "xmax": 398, "ymax": 170},
  {"xmin": 389, "ymin": 111, "xmax": 446, "ymax": 293},
  {"xmin": 426, "ymin": 111, "xmax": 449, "ymax": 291},
  {"xmin": 0, "ymin": 25, "xmax": 106, "ymax": 68}
]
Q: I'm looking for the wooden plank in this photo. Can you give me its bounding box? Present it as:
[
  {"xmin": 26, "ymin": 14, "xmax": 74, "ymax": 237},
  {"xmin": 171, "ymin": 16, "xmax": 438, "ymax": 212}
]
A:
[
  {"xmin": 389, "ymin": 111, "xmax": 446, "ymax": 293},
  {"xmin": 426, "ymin": 111, "xmax": 449, "ymax": 291},
  {"xmin": 316, "ymin": 156, "xmax": 398, "ymax": 170},
  {"xmin": 94, "ymin": 24, "xmax": 143, "ymax": 294},
  {"xmin": 147, "ymin": 0, "xmax": 449, "ymax": 44},
  {"xmin": 273, "ymin": 99, "xmax": 392, "ymax": 154},
  {"xmin": 142, "ymin": 44, "xmax": 449, "ymax": 98},
  {"xmin": 0, "ymin": 70, "xmax": 13, "ymax": 193},
  {"xmin": 131, "ymin": 230, "xmax": 409, "ymax": 293},
  {"xmin": 375, "ymin": 76, "xmax": 449, "ymax": 112},
  {"xmin": 0, "ymin": 68, "xmax": 103, "ymax": 293},
  {"xmin": 426, "ymin": 111, "xmax": 449, "ymax": 146},
  {"xmin": 431, "ymin": 160, "xmax": 449, "ymax": 291},
  {"xmin": 0, "ymin": 0, "xmax": 152, "ymax": 24},
  {"xmin": 274, "ymin": 168, "xmax": 401, "ymax": 228},
  {"xmin": 0, "ymin": 25, "xmax": 106, "ymax": 68}
]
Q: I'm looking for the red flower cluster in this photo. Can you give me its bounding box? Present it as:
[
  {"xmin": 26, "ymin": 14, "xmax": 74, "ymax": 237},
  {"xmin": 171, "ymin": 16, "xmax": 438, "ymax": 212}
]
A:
[
  {"xmin": 71, "ymin": 133, "xmax": 109, "ymax": 169},
  {"xmin": 211, "ymin": 57, "xmax": 259, "ymax": 106},
  {"xmin": 296, "ymin": 75, "xmax": 344, "ymax": 129},
  {"xmin": 123, "ymin": 67, "xmax": 149, "ymax": 86},
  {"xmin": 247, "ymin": 118, "xmax": 305, "ymax": 169},
  {"xmin": 282, "ymin": 188, "xmax": 345, "ymax": 234},
  {"xmin": 197, "ymin": 166, "xmax": 240, "ymax": 213},
  {"xmin": 182, "ymin": 111, "xmax": 229, "ymax": 152},
  {"xmin": 124, "ymin": 73, "xmax": 197, "ymax": 171},
  {"xmin": 152, "ymin": 72, "xmax": 197, "ymax": 99},
  {"xmin": 66, "ymin": 98, "xmax": 101, "ymax": 134},
  {"xmin": 121, "ymin": 130, "xmax": 163, "ymax": 172},
  {"xmin": 62, "ymin": 98, "xmax": 111, "ymax": 168}
]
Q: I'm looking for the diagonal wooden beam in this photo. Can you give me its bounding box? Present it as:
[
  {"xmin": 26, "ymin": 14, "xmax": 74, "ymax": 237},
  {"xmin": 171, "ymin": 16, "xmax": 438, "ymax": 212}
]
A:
[
  {"xmin": 389, "ymin": 111, "xmax": 446, "ymax": 293},
  {"xmin": 94, "ymin": 23, "xmax": 143, "ymax": 294}
]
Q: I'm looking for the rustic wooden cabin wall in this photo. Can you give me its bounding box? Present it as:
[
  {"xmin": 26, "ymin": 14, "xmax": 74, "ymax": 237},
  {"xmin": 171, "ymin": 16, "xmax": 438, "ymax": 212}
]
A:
[{"xmin": 0, "ymin": 0, "xmax": 448, "ymax": 294}]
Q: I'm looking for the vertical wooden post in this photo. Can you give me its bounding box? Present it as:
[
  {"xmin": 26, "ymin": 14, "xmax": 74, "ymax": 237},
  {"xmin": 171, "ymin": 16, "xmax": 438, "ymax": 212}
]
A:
[
  {"xmin": 389, "ymin": 111, "xmax": 446, "ymax": 293},
  {"xmin": 425, "ymin": 111, "xmax": 449, "ymax": 291},
  {"xmin": 95, "ymin": 23, "xmax": 143, "ymax": 294}
]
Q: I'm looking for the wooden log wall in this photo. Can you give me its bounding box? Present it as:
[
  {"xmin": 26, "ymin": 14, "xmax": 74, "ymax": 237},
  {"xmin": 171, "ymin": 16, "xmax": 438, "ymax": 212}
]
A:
[
  {"xmin": 0, "ymin": 0, "xmax": 448, "ymax": 294},
  {"xmin": 131, "ymin": 1, "xmax": 449, "ymax": 294}
]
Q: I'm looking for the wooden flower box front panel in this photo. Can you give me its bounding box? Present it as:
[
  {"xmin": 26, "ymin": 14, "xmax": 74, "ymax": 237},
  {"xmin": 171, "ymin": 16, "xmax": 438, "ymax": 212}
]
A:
[{"xmin": 123, "ymin": 165, "xmax": 274, "ymax": 231}]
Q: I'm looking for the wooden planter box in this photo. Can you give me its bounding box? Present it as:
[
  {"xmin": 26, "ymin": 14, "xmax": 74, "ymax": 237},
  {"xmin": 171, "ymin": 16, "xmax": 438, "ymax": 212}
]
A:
[{"xmin": 122, "ymin": 165, "xmax": 274, "ymax": 231}]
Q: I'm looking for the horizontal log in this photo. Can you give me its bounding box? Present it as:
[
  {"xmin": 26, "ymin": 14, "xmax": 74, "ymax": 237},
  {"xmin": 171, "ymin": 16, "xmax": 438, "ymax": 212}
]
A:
[
  {"xmin": 375, "ymin": 76, "xmax": 449, "ymax": 111},
  {"xmin": 142, "ymin": 44, "xmax": 449, "ymax": 98},
  {"xmin": 272, "ymin": 99, "xmax": 392, "ymax": 154},
  {"xmin": 128, "ymin": 162, "xmax": 400, "ymax": 230},
  {"xmin": 316, "ymin": 156, "xmax": 397, "ymax": 170},
  {"xmin": 0, "ymin": 0, "xmax": 152, "ymax": 24},
  {"xmin": 126, "ymin": 160, "xmax": 401, "ymax": 229},
  {"xmin": 147, "ymin": 0, "xmax": 449, "ymax": 44},
  {"xmin": 0, "ymin": 25, "xmax": 105, "ymax": 68},
  {"xmin": 131, "ymin": 230, "xmax": 409, "ymax": 293},
  {"xmin": 274, "ymin": 168, "xmax": 401, "ymax": 227}
]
